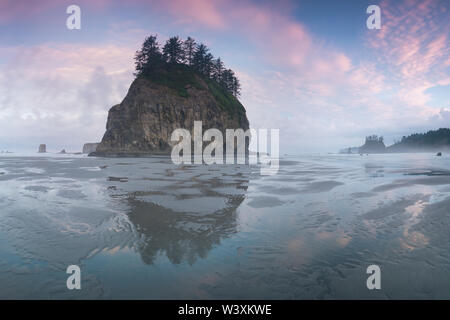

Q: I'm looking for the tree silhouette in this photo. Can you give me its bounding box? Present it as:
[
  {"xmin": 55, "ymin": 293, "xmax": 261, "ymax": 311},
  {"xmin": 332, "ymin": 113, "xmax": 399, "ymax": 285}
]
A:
[
  {"xmin": 212, "ymin": 58, "xmax": 224, "ymax": 82},
  {"xmin": 232, "ymin": 76, "xmax": 241, "ymax": 97},
  {"xmin": 134, "ymin": 35, "xmax": 162, "ymax": 76},
  {"xmin": 134, "ymin": 35, "xmax": 242, "ymax": 97},
  {"xmin": 163, "ymin": 36, "xmax": 185, "ymax": 64},
  {"xmin": 192, "ymin": 43, "xmax": 209, "ymax": 74},
  {"xmin": 396, "ymin": 128, "xmax": 450, "ymax": 147},
  {"xmin": 203, "ymin": 53, "xmax": 214, "ymax": 77},
  {"xmin": 183, "ymin": 37, "xmax": 196, "ymax": 66}
]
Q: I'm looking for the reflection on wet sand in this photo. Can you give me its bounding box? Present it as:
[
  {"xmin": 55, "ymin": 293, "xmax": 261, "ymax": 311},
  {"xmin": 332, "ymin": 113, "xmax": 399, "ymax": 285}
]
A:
[
  {"xmin": 104, "ymin": 161, "xmax": 251, "ymax": 265},
  {"xmin": 127, "ymin": 193, "xmax": 246, "ymax": 265},
  {"xmin": 3, "ymin": 153, "xmax": 450, "ymax": 298},
  {"xmin": 364, "ymin": 163, "xmax": 384, "ymax": 178}
]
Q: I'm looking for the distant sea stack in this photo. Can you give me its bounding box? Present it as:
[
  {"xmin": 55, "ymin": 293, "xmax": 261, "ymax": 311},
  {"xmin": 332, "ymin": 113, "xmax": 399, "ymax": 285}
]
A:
[
  {"xmin": 38, "ymin": 144, "xmax": 46, "ymax": 153},
  {"xmin": 359, "ymin": 135, "xmax": 386, "ymax": 154},
  {"xmin": 91, "ymin": 35, "xmax": 249, "ymax": 157},
  {"xmin": 340, "ymin": 128, "xmax": 450, "ymax": 154},
  {"xmin": 83, "ymin": 143, "xmax": 100, "ymax": 154}
]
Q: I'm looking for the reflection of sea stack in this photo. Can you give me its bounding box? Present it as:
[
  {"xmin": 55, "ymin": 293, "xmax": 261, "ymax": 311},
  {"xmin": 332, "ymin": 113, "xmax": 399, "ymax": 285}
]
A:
[
  {"xmin": 82, "ymin": 143, "xmax": 100, "ymax": 154},
  {"xmin": 91, "ymin": 71, "xmax": 249, "ymax": 157},
  {"xmin": 38, "ymin": 144, "xmax": 46, "ymax": 153},
  {"xmin": 125, "ymin": 169, "xmax": 249, "ymax": 265}
]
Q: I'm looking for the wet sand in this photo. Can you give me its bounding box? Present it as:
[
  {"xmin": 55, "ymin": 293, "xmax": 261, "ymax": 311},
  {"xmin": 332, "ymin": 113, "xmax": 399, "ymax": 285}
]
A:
[{"xmin": 1, "ymin": 153, "xmax": 450, "ymax": 299}]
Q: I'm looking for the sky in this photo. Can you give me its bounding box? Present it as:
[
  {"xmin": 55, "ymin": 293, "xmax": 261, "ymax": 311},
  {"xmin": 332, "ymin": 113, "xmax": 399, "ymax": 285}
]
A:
[{"xmin": 0, "ymin": 0, "xmax": 449, "ymax": 153}]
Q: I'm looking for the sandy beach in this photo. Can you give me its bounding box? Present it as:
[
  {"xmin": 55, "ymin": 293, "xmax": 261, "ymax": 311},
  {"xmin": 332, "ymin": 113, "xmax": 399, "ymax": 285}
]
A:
[{"xmin": 1, "ymin": 153, "xmax": 450, "ymax": 299}]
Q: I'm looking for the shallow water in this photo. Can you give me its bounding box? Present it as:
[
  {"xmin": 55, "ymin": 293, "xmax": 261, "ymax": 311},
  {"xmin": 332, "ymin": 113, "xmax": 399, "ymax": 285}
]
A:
[{"xmin": 1, "ymin": 153, "xmax": 450, "ymax": 299}]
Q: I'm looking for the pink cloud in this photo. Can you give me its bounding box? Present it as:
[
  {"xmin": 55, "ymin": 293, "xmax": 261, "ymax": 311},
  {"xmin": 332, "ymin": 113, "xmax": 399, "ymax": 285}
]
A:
[
  {"xmin": 369, "ymin": 0, "xmax": 448, "ymax": 81},
  {"xmin": 0, "ymin": 43, "xmax": 134, "ymax": 150},
  {"xmin": 147, "ymin": 0, "xmax": 315, "ymax": 70},
  {"xmin": 155, "ymin": 1, "xmax": 395, "ymax": 133},
  {"xmin": 164, "ymin": 0, "xmax": 227, "ymax": 29},
  {"xmin": 0, "ymin": 0, "xmax": 51, "ymax": 23},
  {"xmin": 364, "ymin": 0, "xmax": 449, "ymax": 117},
  {"xmin": 1, "ymin": 0, "xmax": 447, "ymax": 151},
  {"xmin": 0, "ymin": 0, "xmax": 110, "ymax": 24}
]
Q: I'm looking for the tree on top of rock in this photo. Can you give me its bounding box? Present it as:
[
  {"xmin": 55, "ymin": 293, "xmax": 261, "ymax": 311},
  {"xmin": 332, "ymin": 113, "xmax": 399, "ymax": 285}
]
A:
[
  {"xmin": 134, "ymin": 34, "xmax": 242, "ymax": 98},
  {"xmin": 163, "ymin": 36, "xmax": 185, "ymax": 64},
  {"xmin": 192, "ymin": 43, "xmax": 209, "ymax": 74},
  {"xmin": 134, "ymin": 35, "xmax": 162, "ymax": 76},
  {"xmin": 212, "ymin": 58, "xmax": 224, "ymax": 82},
  {"xmin": 183, "ymin": 37, "xmax": 196, "ymax": 66}
]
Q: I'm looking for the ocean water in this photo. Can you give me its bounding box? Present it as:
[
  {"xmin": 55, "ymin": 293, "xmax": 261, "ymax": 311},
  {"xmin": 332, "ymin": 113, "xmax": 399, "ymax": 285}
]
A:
[{"xmin": 1, "ymin": 152, "xmax": 450, "ymax": 299}]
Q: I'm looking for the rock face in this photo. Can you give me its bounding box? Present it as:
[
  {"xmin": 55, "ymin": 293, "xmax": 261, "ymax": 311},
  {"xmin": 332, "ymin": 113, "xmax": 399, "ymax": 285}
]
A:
[
  {"xmin": 82, "ymin": 143, "xmax": 100, "ymax": 154},
  {"xmin": 38, "ymin": 144, "xmax": 46, "ymax": 153},
  {"xmin": 91, "ymin": 74, "xmax": 249, "ymax": 156}
]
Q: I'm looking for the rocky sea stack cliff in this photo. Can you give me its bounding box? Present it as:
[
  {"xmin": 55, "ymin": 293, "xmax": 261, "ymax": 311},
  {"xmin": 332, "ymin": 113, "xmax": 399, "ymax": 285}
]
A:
[
  {"xmin": 83, "ymin": 143, "xmax": 100, "ymax": 154},
  {"xmin": 91, "ymin": 35, "xmax": 249, "ymax": 157},
  {"xmin": 91, "ymin": 66, "xmax": 249, "ymax": 156}
]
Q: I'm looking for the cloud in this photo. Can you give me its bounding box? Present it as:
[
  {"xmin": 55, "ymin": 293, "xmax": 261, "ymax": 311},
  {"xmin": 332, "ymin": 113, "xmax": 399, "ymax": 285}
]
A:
[
  {"xmin": 367, "ymin": 0, "xmax": 449, "ymax": 103},
  {"xmin": 236, "ymin": 0, "xmax": 449, "ymax": 150},
  {"xmin": 0, "ymin": 0, "xmax": 448, "ymax": 153},
  {"xmin": 0, "ymin": 44, "xmax": 134, "ymax": 151},
  {"xmin": 0, "ymin": 0, "xmax": 110, "ymax": 24},
  {"xmin": 164, "ymin": 0, "xmax": 227, "ymax": 29}
]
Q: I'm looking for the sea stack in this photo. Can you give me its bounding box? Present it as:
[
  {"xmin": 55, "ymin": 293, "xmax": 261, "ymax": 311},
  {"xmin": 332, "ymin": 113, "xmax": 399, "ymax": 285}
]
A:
[
  {"xmin": 82, "ymin": 143, "xmax": 100, "ymax": 154},
  {"xmin": 91, "ymin": 66, "xmax": 249, "ymax": 157},
  {"xmin": 38, "ymin": 144, "xmax": 46, "ymax": 153},
  {"xmin": 359, "ymin": 135, "xmax": 385, "ymax": 154}
]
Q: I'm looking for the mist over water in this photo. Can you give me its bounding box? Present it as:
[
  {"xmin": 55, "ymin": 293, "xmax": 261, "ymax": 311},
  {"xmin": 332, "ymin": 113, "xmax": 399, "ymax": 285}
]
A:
[{"xmin": 1, "ymin": 153, "xmax": 450, "ymax": 299}]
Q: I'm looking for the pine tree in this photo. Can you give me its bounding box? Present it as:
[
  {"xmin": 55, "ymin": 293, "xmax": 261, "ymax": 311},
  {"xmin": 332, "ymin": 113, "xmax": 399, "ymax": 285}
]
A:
[
  {"xmin": 192, "ymin": 43, "xmax": 209, "ymax": 74},
  {"xmin": 232, "ymin": 76, "xmax": 241, "ymax": 97},
  {"xmin": 135, "ymin": 35, "xmax": 242, "ymax": 98},
  {"xmin": 212, "ymin": 58, "xmax": 224, "ymax": 82},
  {"xmin": 183, "ymin": 37, "xmax": 196, "ymax": 66},
  {"xmin": 221, "ymin": 69, "xmax": 235, "ymax": 94},
  {"xmin": 203, "ymin": 53, "xmax": 214, "ymax": 78},
  {"xmin": 162, "ymin": 36, "xmax": 184, "ymax": 64},
  {"xmin": 134, "ymin": 35, "xmax": 162, "ymax": 76}
]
